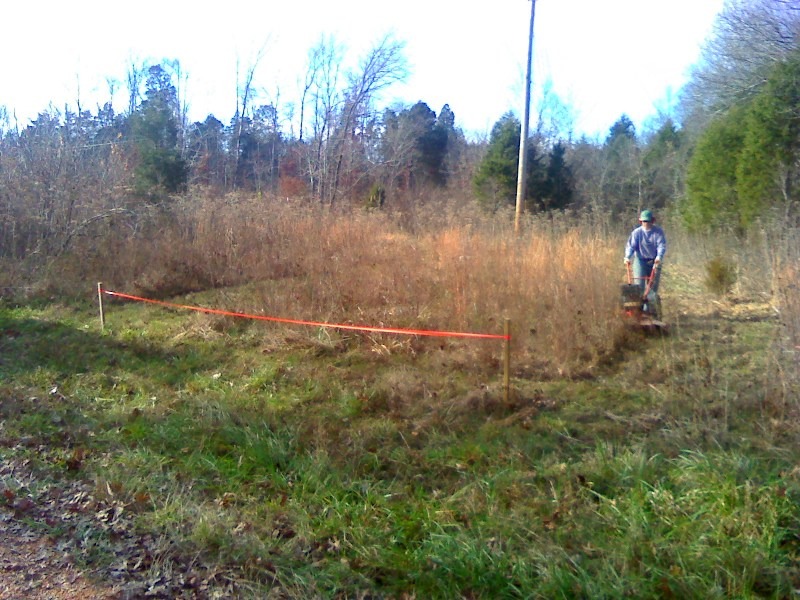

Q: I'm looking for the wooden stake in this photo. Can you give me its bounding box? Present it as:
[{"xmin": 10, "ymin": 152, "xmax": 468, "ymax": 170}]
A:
[
  {"xmin": 504, "ymin": 319, "xmax": 511, "ymax": 404},
  {"xmin": 97, "ymin": 282, "xmax": 105, "ymax": 331}
]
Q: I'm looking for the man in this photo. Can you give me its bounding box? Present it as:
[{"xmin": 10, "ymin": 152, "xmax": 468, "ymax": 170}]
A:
[{"xmin": 624, "ymin": 209, "xmax": 667, "ymax": 315}]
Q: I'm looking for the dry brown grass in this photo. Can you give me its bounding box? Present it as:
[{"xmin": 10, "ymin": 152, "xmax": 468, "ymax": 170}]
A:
[
  {"xmin": 32, "ymin": 193, "xmax": 633, "ymax": 374},
  {"xmin": 774, "ymin": 261, "xmax": 800, "ymax": 384}
]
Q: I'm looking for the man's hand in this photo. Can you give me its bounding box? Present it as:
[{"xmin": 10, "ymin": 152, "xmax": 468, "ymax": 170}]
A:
[
  {"xmin": 654, "ymin": 258, "xmax": 662, "ymax": 268},
  {"xmin": 624, "ymin": 257, "xmax": 631, "ymax": 265}
]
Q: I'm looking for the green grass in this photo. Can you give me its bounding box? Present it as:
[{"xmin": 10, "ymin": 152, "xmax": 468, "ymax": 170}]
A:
[{"xmin": 1, "ymin": 292, "xmax": 800, "ymax": 598}]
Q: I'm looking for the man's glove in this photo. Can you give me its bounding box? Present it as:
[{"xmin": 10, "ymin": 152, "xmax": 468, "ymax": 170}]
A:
[
  {"xmin": 654, "ymin": 259, "xmax": 662, "ymax": 268},
  {"xmin": 624, "ymin": 257, "xmax": 631, "ymax": 265}
]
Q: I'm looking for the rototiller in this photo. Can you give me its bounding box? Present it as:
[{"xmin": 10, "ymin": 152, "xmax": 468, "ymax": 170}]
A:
[{"xmin": 621, "ymin": 262, "xmax": 667, "ymax": 331}]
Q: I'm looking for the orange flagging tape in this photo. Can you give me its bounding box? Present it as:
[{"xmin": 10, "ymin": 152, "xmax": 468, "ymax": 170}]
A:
[{"xmin": 103, "ymin": 290, "xmax": 509, "ymax": 341}]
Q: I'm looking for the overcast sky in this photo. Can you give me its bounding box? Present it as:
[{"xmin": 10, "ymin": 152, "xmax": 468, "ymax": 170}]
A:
[{"xmin": 1, "ymin": 0, "xmax": 723, "ymax": 139}]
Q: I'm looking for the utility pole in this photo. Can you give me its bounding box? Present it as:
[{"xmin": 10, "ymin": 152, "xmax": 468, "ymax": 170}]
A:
[{"xmin": 514, "ymin": 0, "xmax": 536, "ymax": 236}]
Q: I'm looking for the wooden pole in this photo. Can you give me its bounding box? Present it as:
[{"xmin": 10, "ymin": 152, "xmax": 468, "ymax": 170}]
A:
[
  {"xmin": 504, "ymin": 319, "xmax": 511, "ymax": 404},
  {"xmin": 97, "ymin": 282, "xmax": 105, "ymax": 331},
  {"xmin": 514, "ymin": 0, "xmax": 536, "ymax": 236}
]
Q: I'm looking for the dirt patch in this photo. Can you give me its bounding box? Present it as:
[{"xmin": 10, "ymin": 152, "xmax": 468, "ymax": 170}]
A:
[
  {"xmin": 0, "ymin": 512, "xmax": 118, "ymax": 599},
  {"xmin": 0, "ymin": 454, "xmax": 238, "ymax": 600}
]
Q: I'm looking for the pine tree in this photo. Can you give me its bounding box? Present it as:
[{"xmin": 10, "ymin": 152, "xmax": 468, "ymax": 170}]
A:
[
  {"xmin": 473, "ymin": 112, "xmax": 552, "ymax": 212},
  {"xmin": 683, "ymin": 106, "xmax": 745, "ymax": 231},
  {"xmin": 737, "ymin": 54, "xmax": 800, "ymax": 222},
  {"xmin": 129, "ymin": 64, "xmax": 188, "ymax": 198}
]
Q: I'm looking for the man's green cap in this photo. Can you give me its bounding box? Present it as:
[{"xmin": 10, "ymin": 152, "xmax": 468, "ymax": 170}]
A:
[{"xmin": 639, "ymin": 209, "xmax": 653, "ymax": 222}]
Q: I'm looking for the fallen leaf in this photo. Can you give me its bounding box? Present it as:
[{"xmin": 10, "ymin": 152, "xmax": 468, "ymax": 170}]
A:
[
  {"xmin": 213, "ymin": 492, "xmax": 238, "ymax": 508},
  {"xmin": 14, "ymin": 497, "xmax": 35, "ymax": 512},
  {"xmin": 66, "ymin": 448, "xmax": 85, "ymax": 471}
]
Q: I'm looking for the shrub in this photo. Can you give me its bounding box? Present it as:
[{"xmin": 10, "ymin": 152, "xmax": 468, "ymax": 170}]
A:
[
  {"xmin": 365, "ymin": 183, "xmax": 386, "ymax": 209},
  {"xmin": 704, "ymin": 255, "xmax": 737, "ymax": 296}
]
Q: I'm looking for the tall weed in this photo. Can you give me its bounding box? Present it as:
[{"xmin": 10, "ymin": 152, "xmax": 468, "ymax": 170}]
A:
[
  {"xmin": 21, "ymin": 194, "xmax": 795, "ymax": 378},
  {"xmin": 37, "ymin": 195, "xmax": 625, "ymax": 374}
]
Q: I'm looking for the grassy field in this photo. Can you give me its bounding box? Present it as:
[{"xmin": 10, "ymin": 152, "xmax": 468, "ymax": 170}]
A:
[{"xmin": 1, "ymin": 206, "xmax": 799, "ymax": 598}]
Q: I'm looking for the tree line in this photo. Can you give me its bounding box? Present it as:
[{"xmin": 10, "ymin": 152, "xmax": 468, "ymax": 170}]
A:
[{"xmin": 0, "ymin": 0, "xmax": 798, "ymax": 265}]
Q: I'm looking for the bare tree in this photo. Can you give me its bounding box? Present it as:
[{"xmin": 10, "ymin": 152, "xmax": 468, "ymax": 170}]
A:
[
  {"xmin": 233, "ymin": 44, "xmax": 268, "ymax": 187},
  {"xmin": 568, "ymin": 139, "xmax": 608, "ymax": 215},
  {"xmin": 298, "ymin": 37, "xmax": 334, "ymax": 144},
  {"xmin": 379, "ymin": 104, "xmax": 422, "ymax": 193},
  {"xmin": 532, "ymin": 79, "xmax": 576, "ymax": 148},
  {"xmin": 125, "ymin": 60, "xmax": 148, "ymax": 115},
  {"xmin": 164, "ymin": 59, "xmax": 190, "ymax": 153},
  {"xmin": 0, "ymin": 105, "xmax": 135, "ymax": 262},
  {"xmin": 680, "ymin": 0, "xmax": 800, "ymax": 130},
  {"xmin": 298, "ymin": 35, "xmax": 407, "ymax": 204},
  {"xmin": 327, "ymin": 35, "xmax": 408, "ymax": 205},
  {"xmin": 301, "ymin": 35, "xmax": 345, "ymax": 200}
]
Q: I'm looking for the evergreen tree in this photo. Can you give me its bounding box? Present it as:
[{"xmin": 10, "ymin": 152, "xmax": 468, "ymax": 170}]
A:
[
  {"xmin": 540, "ymin": 142, "xmax": 573, "ymax": 211},
  {"xmin": 737, "ymin": 53, "xmax": 800, "ymax": 222},
  {"xmin": 403, "ymin": 102, "xmax": 442, "ymax": 186},
  {"xmin": 235, "ymin": 104, "xmax": 283, "ymax": 193},
  {"xmin": 437, "ymin": 104, "xmax": 469, "ymax": 193},
  {"xmin": 379, "ymin": 101, "xmax": 451, "ymax": 191},
  {"xmin": 187, "ymin": 115, "xmax": 227, "ymax": 189},
  {"xmin": 473, "ymin": 113, "xmax": 523, "ymax": 209},
  {"xmin": 128, "ymin": 64, "xmax": 188, "ymax": 198},
  {"xmin": 683, "ymin": 105, "xmax": 746, "ymax": 230},
  {"xmin": 606, "ymin": 114, "xmax": 636, "ymax": 145},
  {"xmin": 642, "ymin": 119, "xmax": 684, "ymax": 210},
  {"xmin": 438, "ymin": 104, "xmax": 456, "ymax": 130},
  {"xmin": 684, "ymin": 52, "xmax": 800, "ymax": 231},
  {"xmin": 602, "ymin": 114, "xmax": 640, "ymax": 215},
  {"xmin": 473, "ymin": 112, "xmax": 546, "ymax": 211}
]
